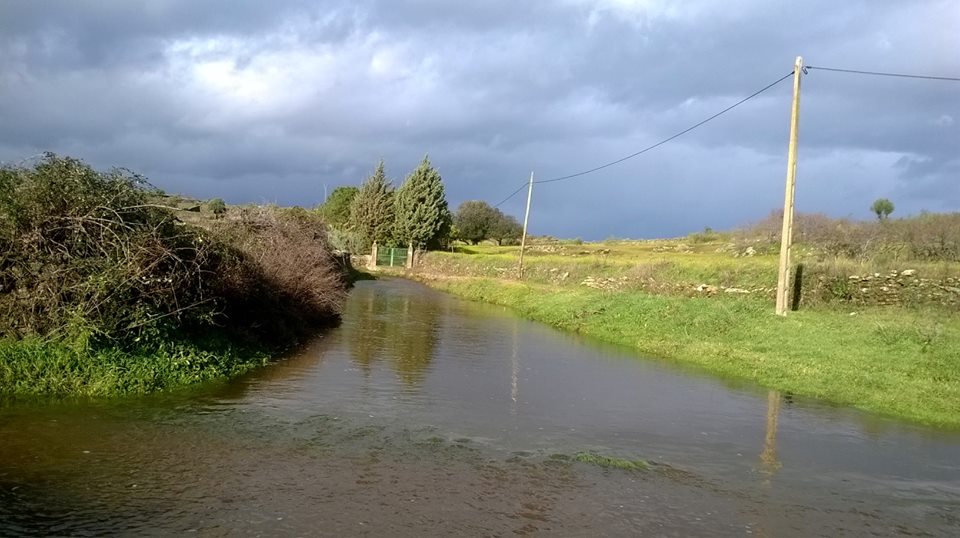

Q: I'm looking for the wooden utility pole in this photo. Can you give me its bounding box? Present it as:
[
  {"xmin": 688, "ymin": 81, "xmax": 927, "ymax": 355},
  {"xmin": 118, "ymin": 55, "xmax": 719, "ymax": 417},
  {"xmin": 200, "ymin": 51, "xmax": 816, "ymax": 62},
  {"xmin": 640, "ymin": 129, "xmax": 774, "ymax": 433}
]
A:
[
  {"xmin": 518, "ymin": 172, "xmax": 535, "ymax": 279},
  {"xmin": 775, "ymin": 56, "xmax": 804, "ymax": 316}
]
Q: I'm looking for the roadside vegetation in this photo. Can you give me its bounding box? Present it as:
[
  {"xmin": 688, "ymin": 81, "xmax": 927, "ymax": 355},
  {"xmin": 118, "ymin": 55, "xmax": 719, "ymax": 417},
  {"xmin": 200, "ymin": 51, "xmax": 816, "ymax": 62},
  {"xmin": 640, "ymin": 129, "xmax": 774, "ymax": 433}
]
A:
[
  {"xmin": 0, "ymin": 154, "xmax": 348, "ymax": 397},
  {"xmin": 404, "ymin": 209, "xmax": 960, "ymax": 428}
]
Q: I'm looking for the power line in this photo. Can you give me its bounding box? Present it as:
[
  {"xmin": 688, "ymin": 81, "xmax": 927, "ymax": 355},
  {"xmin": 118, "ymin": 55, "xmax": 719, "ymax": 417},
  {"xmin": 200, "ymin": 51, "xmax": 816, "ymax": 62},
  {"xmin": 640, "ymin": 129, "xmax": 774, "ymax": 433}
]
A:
[
  {"xmin": 534, "ymin": 71, "xmax": 795, "ymax": 185},
  {"xmin": 494, "ymin": 181, "xmax": 530, "ymax": 208},
  {"xmin": 485, "ymin": 60, "xmax": 958, "ymax": 234},
  {"xmin": 806, "ymin": 65, "xmax": 960, "ymax": 82},
  {"xmin": 490, "ymin": 63, "xmax": 958, "ymax": 208}
]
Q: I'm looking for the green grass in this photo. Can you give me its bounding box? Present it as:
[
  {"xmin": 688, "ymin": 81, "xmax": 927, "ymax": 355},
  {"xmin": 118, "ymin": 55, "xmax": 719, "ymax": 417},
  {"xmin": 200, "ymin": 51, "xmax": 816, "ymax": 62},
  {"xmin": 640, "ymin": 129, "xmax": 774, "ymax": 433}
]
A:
[
  {"xmin": 424, "ymin": 246, "xmax": 777, "ymax": 296},
  {"xmin": 417, "ymin": 276, "xmax": 960, "ymax": 429},
  {"xmin": 0, "ymin": 337, "xmax": 270, "ymax": 397}
]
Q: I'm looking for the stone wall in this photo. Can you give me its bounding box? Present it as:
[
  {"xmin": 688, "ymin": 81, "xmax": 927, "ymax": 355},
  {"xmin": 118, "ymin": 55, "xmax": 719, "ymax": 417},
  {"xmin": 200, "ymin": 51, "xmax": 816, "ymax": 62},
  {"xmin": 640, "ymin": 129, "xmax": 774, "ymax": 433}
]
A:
[{"xmin": 813, "ymin": 269, "xmax": 960, "ymax": 308}]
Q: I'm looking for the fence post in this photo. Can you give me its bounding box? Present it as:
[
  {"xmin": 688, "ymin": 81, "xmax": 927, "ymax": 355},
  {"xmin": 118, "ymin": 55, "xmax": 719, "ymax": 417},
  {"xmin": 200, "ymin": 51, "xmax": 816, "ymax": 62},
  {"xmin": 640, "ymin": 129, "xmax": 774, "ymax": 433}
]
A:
[{"xmin": 369, "ymin": 242, "xmax": 378, "ymax": 270}]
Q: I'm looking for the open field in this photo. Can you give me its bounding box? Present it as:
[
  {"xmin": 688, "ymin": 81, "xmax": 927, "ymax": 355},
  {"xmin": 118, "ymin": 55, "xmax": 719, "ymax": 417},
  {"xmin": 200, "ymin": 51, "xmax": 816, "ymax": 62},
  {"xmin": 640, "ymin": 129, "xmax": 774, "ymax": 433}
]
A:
[
  {"xmin": 402, "ymin": 239, "xmax": 960, "ymax": 428},
  {"xmin": 419, "ymin": 237, "xmax": 960, "ymax": 308}
]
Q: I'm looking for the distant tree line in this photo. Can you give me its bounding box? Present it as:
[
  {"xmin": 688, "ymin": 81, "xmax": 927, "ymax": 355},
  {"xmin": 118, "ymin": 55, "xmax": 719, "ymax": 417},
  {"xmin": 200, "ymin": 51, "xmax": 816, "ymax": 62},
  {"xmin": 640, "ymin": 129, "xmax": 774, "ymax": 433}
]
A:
[{"xmin": 317, "ymin": 158, "xmax": 523, "ymax": 253}]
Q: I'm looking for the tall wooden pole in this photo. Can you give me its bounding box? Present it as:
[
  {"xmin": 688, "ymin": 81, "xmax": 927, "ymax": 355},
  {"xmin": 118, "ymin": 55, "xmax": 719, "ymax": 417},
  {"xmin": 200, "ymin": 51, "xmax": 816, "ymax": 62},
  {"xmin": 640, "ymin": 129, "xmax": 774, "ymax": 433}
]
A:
[
  {"xmin": 776, "ymin": 56, "xmax": 804, "ymax": 316},
  {"xmin": 518, "ymin": 171, "xmax": 534, "ymax": 279}
]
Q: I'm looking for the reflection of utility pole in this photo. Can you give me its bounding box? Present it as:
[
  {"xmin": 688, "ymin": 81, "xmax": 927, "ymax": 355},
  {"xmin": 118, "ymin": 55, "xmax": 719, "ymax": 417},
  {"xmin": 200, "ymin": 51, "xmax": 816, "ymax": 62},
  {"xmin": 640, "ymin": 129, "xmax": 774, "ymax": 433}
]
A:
[
  {"xmin": 760, "ymin": 390, "xmax": 782, "ymax": 476},
  {"xmin": 511, "ymin": 321, "xmax": 519, "ymax": 415}
]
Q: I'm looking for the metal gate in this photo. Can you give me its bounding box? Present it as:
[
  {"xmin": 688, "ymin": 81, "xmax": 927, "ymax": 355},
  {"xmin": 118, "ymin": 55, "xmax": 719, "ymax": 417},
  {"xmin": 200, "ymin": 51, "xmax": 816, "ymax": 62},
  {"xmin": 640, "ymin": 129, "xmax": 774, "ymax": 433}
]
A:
[{"xmin": 375, "ymin": 247, "xmax": 408, "ymax": 267}]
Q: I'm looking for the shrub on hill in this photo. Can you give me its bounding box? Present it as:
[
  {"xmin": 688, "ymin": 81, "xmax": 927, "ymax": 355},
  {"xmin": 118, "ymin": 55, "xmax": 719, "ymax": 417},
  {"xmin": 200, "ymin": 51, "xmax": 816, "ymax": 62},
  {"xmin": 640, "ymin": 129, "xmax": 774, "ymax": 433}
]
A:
[{"xmin": 740, "ymin": 210, "xmax": 960, "ymax": 262}]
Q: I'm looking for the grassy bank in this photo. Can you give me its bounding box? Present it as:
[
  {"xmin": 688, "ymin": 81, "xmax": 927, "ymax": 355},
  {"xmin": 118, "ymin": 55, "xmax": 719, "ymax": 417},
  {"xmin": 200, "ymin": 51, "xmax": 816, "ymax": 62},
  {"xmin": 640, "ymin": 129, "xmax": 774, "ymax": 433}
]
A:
[
  {"xmin": 412, "ymin": 273, "xmax": 960, "ymax": 428},
  {"xmin": 0, "ymin": 337, "xmax": 270, "ymax": 397}
]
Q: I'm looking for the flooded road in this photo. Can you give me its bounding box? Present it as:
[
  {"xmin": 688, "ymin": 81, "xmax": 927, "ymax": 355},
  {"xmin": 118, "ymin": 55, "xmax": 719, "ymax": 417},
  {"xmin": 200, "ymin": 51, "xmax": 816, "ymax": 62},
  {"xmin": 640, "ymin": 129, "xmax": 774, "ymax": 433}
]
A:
[{"xmin": 2, "ymin": 278, "xmax": 958, "ymax": 536}]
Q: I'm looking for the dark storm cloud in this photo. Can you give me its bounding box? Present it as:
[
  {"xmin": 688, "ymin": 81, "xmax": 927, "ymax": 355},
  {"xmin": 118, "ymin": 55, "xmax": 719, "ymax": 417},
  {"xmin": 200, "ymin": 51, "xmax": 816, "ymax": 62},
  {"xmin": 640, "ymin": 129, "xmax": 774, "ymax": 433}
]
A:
[{"xmin": 1, "ymin": 0, "xmax": 957, "ymax": 237}]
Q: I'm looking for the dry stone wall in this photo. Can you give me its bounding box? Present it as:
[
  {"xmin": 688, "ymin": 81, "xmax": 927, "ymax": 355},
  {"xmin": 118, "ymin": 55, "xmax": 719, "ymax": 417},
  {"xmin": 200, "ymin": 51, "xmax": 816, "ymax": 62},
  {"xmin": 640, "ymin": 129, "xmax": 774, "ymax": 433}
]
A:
[{"xmin": 813, "ymin": 269, "xmax": 959, "ymax": 308}]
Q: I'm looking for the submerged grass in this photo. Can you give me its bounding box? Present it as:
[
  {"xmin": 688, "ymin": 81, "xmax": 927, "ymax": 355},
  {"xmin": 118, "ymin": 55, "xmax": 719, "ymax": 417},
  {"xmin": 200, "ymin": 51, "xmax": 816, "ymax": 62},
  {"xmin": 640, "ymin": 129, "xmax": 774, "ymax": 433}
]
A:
[
  {"xmin": 417, "ymin": 276, "xmax": 960, "ymax": 429},
  {"xmin": 573, "ymin": 452, "xmax": 649, "ymax": 471}
]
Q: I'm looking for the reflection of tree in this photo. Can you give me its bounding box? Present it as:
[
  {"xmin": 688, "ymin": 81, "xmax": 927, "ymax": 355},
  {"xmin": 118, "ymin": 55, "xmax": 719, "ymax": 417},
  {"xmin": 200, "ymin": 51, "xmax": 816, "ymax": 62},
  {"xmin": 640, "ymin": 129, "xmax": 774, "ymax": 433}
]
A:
[
  {"xmin": 759, "ymin": 390, "xmax": 782, "ymax": 476},
  {"xmin": 345, "ymin": 287, "xmax": 388, "ymax": 376},
  {"xmin": 384, "ymin": 294, "xmax": 440, "ymax": 386},
  {"xmin": 345, "ymin": 284, "xmax": 441, "ymax": 386}
]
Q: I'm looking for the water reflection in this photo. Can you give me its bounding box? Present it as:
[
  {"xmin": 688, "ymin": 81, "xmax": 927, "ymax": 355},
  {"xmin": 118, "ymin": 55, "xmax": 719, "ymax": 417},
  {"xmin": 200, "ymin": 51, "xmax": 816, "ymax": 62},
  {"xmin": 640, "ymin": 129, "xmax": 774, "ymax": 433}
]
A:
[
  {"xmin": 345, "ymin": 283, "xmax": 441, "ymax": 386},
  {"xmin": 388, "ymin": 295, "xmax": 441, "ymax": 385},
  {"xmin": 759, "ymin": 390, "xmax": 782, "ymax": 477},
  {"xmin": 511, "ymin": 320, "xmax": 519, "ymax": 415},
  {"xmin": 346, "ymin": 288, "xmax": 387, "ymax": 376}
]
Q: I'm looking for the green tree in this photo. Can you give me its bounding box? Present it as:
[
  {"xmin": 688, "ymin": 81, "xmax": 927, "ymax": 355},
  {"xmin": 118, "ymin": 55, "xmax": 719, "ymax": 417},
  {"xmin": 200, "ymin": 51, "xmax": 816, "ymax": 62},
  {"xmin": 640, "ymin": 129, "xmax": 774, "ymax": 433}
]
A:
[
  {"xmin": 394, "ymin": 156, "xmax": 451, "ymax": 250},
  {"xmin": 489, "ymin": 211, "xmax": 524, "ymax": 246},
  {"xmin": 871, "ymin": 198, "xmax": 895, "ymax": 221},
  {"xmin": 449, "ymin": 223, "xmax": 462, "ymax": 245},
  {"xmin": 207, "ymin": 198, "xmax": 227, "ymax": 219},
  {"xmin": 454, "ymin": 200, "xmax": 498, "ymax": 244},
  {"xmin": 349, "ymin": 160, "xmax": 395, "ymax": 252},
  {"xmin": 319, "ymin": 186, "xmax": 358, "ymax": 229}
]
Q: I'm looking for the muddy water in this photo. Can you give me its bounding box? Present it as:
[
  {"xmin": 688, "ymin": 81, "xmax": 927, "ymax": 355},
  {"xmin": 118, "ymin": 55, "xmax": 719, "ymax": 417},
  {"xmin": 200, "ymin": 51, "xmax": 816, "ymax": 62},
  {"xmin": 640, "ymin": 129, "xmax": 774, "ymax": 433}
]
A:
[{"xmin": 1, "ymin": 279, "xmax": 958, "ymax": 537}]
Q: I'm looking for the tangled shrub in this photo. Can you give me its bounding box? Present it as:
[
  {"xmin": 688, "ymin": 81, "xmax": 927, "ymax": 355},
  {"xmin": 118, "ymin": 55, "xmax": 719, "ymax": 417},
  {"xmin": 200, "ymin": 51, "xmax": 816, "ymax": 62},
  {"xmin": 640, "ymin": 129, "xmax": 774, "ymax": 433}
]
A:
[
  {"xmin": 211, "ymin": 206, "xmax": 348, "ymax": 344},
  {"xmin": 0, "ymin": 155, "xmax": 214, "ymax": 345},
  {"xmin": 0, "ymin": 154, "xmax": 346, "ymax": 351}
]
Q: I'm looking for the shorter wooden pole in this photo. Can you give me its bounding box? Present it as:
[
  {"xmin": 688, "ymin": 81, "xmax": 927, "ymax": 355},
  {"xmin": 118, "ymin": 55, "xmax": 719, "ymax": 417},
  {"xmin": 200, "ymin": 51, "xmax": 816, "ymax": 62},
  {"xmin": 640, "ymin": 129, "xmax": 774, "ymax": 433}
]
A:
[{"xmin": 518, "ymin": 172, "xmax": 534, "ymax": 279}]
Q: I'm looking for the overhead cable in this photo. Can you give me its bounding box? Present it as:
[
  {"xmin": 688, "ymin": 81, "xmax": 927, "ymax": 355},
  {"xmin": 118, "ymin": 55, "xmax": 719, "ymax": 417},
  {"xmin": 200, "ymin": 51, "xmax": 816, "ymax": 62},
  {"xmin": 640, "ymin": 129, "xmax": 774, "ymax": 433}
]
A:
[
  {"xmin": 806, "ymin": 65, "xmax": 960, "ymax": 82},
  {"xmin": 533, "ymin": 71, "xmax": 795, "ymax": 185},
  {"xmin": 489, "ymin": 63, "xmax": 959, "ymax": 210},
  {"xmin": 493, "ymin": 181, "xmax": 530, "ymax": 208}
]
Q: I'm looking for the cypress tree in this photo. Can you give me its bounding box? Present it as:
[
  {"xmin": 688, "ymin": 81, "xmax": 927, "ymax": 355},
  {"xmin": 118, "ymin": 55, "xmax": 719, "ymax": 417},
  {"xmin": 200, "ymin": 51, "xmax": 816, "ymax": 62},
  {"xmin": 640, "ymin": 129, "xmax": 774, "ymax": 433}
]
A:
[
  {"xmin": 394, "ymin": 156, "xmax": 451, "ymax": 250},
  {"xmin": 348, "ymin": 160, "xmax": 395, "ymax": 252}
]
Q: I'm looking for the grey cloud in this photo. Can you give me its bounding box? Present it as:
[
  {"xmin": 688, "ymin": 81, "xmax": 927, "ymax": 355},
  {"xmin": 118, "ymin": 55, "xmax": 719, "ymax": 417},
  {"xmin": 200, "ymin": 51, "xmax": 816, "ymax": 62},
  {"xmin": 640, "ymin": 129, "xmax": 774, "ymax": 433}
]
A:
[{"xmin": 1, "ymin": 0, "xmax": 957, "ymax": 238}]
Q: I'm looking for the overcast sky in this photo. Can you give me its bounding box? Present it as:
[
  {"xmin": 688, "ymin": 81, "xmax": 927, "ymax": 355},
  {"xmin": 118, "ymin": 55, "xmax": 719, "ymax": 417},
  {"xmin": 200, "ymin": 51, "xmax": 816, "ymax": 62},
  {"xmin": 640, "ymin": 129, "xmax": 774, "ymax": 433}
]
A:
[{"xmin": 1, "ymin": 0, "xmax": 957, "ymax": 238}]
